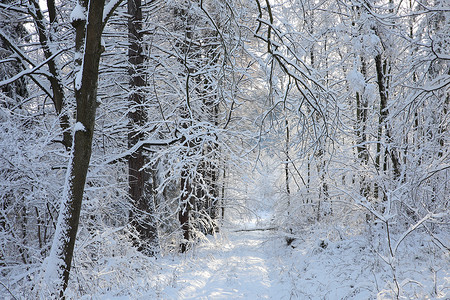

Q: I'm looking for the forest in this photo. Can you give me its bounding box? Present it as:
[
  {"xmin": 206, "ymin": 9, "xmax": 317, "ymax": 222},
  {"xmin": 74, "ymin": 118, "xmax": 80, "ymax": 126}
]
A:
[{"xmin": 0, "ymin": 0, "xmax": 448, "ymax": 298}]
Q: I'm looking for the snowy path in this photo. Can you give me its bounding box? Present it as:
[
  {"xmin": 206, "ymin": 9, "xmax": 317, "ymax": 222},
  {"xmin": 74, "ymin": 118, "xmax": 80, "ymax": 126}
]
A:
[
  {"xmin": 161, "ymin": 228, "xmax": 293, "ymax": 300},
  {"xmin": 145, "ymin": 224, "xmax": 448, "ymax": 300}
]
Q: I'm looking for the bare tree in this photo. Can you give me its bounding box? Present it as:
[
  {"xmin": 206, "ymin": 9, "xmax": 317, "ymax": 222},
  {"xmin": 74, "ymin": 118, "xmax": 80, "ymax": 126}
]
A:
[
  {"xmin": 41, "ymin": 0, "xmax": 121, "ymax": 297},
  {"xmin": 127, "ymin": 0, "xmax": 159, "ymax": 255}
]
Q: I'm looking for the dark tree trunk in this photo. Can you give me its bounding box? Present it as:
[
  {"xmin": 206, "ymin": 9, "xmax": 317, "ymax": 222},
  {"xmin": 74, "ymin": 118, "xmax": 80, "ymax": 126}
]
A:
[
  {"xmin": 127, "ymin": 0, "xmax": 159, "ymax": 255},
  {"xmin": 220, "ymin": 166, "xmax": 226, "ymax": 220},
  {"xmin": 356, "ymin": 59, "xmax": 370, "ymax": 198},
  {"xmin": 375, "ymin": 54, "xmax": 401, "ymax": 179},
  {"xmin": 179, "ymin": 152, "xmax": 193, "ymax": 253},
  {"xmin": 45, "ymin": 0, "xmax": 105, "ymax": 297}
]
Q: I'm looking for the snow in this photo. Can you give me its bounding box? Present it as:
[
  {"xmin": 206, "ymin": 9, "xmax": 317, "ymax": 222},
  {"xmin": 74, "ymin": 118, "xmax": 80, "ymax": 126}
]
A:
[
  {"xmin": 164, "ymin": 227, "xmax": 446, "ymax": 299},
  {"xmin": 347, "ymin": 68, "xmax": 366, "ymax": 93},
  {"xmin": 39, "ymin": 139, "xmax": 77, "ymax": 298},
  {"xmin": 103, "ymin": 0, "xmax": 122, "ymax": 23},
  {"xmin": 74, "ymin": 121, "xmax": 86, "ymax": 132},
  {"xmin": 70, "ymin": 3, "xmax": 86, "ymax": 23},
  {"xmin": 163, "ymin": 231, "xmax": 286, "ymax": 299},
  {"xmin": 2, "ymin": 199, "xmax": 448, "ymax": 299},
  {"xmin": 75, "ymin": 67, "xmax": 83, "ymax": 90},
  {"xmin": 78, "ymin": 216, "xmax": 449, "ymax": 299},
  {"xmin": 353, "ymin": 33, "xmax": 381, "ymax": 57}
]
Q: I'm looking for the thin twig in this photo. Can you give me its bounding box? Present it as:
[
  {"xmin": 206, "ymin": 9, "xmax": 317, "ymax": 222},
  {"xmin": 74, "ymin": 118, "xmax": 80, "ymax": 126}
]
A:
[{"xmin": 0, "ymin": 281, "xmax": 18, "ymax": 300}]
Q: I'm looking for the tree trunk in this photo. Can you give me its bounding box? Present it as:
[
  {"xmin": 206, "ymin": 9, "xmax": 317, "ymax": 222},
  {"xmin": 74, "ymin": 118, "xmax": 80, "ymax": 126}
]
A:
[
  {"xmin": 201, "ymin": 94, "xmax": 220, "ymax": 235},
  {"xmin": 128, "ymin": 0, "xmax": 159, "ymax": 256},
  {"xmin": 375, "ymin": 54, "xmax": 401, "ymax": 178},
  {"xmin": 179, "ymin": 153, "xmax": 193, "ymax": 253},
  {"xmin": 43, "ymin": 0, "xmax": 105, "ymax": 297},
  {"xmin": 220, "ymin": 165, "xmax": 226, "ymax": 220},
  {"xmin": 284, "ymin": 117, "xmax": 294, "ymax": 245},
  {"xmin": 356, "ymin": 58, "xmax": 370, "ymax": 198}
]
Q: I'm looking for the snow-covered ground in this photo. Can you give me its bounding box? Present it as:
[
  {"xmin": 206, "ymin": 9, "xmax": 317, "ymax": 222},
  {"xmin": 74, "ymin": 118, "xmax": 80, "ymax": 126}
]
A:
[
  {"xmin": 94, "ymin": 217, "xmax": 448, "ymax": 300},
  {"xmin": 161, "ymin": 229, "xmax": 288, "ymax": 299}
]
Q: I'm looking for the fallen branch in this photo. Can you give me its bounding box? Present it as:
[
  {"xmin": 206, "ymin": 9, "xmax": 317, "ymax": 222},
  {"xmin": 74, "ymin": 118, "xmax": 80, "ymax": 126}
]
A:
[{"xmin": 234, "ymin": 227, "xmax": 277, "ymax": 232}]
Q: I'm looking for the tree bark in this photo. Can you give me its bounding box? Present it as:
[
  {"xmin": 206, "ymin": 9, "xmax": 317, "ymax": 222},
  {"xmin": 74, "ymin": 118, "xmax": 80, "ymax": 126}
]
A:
[
  {"xmin": 375, "ymin": 54, "xmax": 401, "ymax": 179},
  {"xmin": 356, "ymin": 58, "xmax": 369, "ymax": 198},
  {"xmin": 128, "ymin": 0, "xmax": 159, "ymax": 255},
  {"xmin": 43, "ymin": 0, "xmax": 105, "ymax": 297},
  {"xmin": 179, "ymin": 145, "xmax": 193, "ymax": 253}
]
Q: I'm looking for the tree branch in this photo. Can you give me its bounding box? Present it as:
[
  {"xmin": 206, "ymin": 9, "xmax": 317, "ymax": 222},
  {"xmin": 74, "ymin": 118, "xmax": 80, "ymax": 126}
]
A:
[
  {"xmin": 0, "ymin": 48, "xmax": 66, "ymax": 88},
  {"xmin": 103, "ymin": 137, "xmax": 181, "ymax": 165}
]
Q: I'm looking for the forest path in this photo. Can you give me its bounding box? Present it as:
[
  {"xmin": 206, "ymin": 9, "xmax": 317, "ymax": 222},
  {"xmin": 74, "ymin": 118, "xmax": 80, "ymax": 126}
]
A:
[
  {"xmin": 161, "ymin": 224, "xmax": 294, "ymax": 299},
  {"xmin": 145, "ymin": 220, "xmax": 446, "ymax": 299}
]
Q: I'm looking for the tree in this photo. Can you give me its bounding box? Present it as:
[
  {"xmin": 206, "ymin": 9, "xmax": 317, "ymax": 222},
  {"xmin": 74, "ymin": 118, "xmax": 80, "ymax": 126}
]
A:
[
  {"xmin": 41, "ymin": 0, "xmax": 121, "ymax": 297},
  {"xmin": 127, "ymin": 0, "xmax": 159, "ymax": 255}
]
